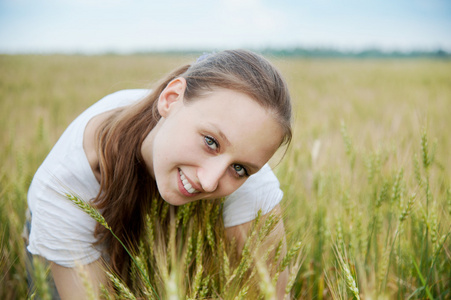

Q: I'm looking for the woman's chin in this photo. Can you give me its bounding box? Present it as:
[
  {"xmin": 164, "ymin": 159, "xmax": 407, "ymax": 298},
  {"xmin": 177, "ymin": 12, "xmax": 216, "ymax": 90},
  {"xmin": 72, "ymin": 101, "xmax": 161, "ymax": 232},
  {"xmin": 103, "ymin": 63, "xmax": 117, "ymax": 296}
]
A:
[
  {"xmin": 160, "ymin": 194, "xmax": 194, "ymax": 206},
  {"xmin": 163, "ymin": 199, "xmax": 185, "ymax": 206}
]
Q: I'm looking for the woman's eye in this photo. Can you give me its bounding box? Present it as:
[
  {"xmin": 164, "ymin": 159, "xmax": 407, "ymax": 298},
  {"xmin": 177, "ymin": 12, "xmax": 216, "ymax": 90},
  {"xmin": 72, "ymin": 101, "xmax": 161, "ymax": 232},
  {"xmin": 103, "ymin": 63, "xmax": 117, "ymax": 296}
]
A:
[
  {"xmin": 233, "ymin": 164, "xmax": 248, "ymax": 177},
  {"xmin": 204, "ymin": 136, "xmax": 218, "ymax": 151}
]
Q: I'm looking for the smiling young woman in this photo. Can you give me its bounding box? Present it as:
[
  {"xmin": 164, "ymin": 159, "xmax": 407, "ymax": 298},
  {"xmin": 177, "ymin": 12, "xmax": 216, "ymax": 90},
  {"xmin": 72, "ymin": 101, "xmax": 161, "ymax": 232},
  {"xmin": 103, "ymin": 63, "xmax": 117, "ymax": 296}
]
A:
[
  {"xmin": 25, "ymin": 50, "xmax": 292, "ymax": 299},
  {"xmin": 142, "ymin": 82, "xmax": 284, "ymax": 205}
]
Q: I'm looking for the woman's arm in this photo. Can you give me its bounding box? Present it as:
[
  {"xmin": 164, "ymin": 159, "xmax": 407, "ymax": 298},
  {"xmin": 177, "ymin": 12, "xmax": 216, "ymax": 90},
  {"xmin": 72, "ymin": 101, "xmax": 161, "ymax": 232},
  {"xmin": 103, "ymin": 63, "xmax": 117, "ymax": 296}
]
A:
[
  {"xmin": 50, "ymin": 259, "xmax": 108, "ymax": 300},
  {"xmin": 225, "ymin": 204, "xmax": 288, "ymax": 300}
]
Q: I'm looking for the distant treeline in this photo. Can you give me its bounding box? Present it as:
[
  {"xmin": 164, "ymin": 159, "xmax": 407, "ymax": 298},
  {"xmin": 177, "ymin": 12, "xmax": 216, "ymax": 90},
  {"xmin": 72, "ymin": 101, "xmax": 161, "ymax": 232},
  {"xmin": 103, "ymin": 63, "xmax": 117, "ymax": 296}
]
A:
[
  {"xmin": 133, "ymin": 47, "xmax": 451, "ymax": 59},
  {"xmin": 261, "ymin": 47, "xmax": 451, "ymax": 58}
]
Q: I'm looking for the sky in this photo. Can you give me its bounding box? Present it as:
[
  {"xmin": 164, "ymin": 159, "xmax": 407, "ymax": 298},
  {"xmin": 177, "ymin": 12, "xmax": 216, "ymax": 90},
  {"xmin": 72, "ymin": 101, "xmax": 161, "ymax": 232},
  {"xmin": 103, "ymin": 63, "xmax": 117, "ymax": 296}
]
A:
[{"xmin": 0, "ymin": 0, "xmax": 450, "ymax": 54}]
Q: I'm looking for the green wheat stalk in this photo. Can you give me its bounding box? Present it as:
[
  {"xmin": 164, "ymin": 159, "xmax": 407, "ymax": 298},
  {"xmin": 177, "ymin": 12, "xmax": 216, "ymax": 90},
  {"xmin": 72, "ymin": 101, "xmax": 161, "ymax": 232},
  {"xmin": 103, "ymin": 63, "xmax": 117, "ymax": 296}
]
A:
[
  {"xmin": 65, "ymin": 192, "xmax": 159, "ymax": 299},
  {"xmin": 106, "ymin": 271, "xmax": 137, "ymax": 300}
]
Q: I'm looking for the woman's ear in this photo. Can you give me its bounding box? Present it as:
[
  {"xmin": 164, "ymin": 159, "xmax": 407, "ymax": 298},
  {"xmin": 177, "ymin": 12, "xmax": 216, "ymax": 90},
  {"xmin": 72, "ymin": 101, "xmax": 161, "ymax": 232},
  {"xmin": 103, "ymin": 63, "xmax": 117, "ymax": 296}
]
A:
[{"xmin": 157, "ymin": 77, "xmax": 187, "ymax": 118}]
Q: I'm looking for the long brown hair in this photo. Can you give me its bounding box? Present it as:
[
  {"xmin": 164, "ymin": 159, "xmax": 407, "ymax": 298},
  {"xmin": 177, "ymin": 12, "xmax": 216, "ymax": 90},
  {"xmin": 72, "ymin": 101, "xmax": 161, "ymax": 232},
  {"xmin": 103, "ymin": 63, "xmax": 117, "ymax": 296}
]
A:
[{"xmin": 93, "ymin": 50, "xmax": 292, "ymax": 279}]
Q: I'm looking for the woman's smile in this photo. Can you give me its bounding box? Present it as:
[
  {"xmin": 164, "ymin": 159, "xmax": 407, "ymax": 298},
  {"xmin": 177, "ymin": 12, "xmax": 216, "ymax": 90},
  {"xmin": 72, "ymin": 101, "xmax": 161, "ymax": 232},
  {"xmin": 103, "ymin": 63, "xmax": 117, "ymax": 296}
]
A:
[{"xmin": 178, "ymin": 168, "xmax": 201, "ymax": 197}]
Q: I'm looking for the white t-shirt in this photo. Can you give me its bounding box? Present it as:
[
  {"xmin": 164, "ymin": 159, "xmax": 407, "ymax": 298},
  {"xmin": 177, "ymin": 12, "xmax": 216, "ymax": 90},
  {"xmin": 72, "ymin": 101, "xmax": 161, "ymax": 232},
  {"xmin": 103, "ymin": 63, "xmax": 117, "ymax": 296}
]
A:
[{"xmin": 27, "ymin": 89, "xmax": 283, "ymax": 267}]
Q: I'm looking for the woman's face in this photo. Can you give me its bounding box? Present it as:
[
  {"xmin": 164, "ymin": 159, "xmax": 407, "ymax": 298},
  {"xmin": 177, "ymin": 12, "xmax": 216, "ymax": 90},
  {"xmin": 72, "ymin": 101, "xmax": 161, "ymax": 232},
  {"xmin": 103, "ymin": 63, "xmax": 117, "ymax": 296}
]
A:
[{"xmin": 141, "ymin": 78, "xmax": 284, "ymax": 206}]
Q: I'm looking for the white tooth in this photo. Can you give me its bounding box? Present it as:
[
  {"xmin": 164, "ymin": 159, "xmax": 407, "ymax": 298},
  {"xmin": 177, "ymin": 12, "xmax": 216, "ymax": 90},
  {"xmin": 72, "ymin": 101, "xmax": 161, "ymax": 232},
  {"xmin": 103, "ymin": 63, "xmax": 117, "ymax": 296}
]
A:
[{"xmin": 179, "ymin": 170, "xmax": 198, "ymax": 193}]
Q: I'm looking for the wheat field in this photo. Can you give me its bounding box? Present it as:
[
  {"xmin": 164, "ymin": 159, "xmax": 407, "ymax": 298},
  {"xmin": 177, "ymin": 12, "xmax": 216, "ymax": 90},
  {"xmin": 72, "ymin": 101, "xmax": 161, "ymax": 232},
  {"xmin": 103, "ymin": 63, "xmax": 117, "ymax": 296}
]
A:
[{"xmin": 0, "ymin": 54, "xmax": 450, "ymax": 299}]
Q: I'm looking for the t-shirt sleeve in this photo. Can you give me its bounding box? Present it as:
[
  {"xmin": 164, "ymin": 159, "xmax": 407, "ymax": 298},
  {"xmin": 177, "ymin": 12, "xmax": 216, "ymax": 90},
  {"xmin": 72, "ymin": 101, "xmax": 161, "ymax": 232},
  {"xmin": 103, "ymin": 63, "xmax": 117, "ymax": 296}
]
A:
[
  {"xmin": 27, "ymin": 167, "xmax": 102, "ymax": 267},
  {"xmin": 222, "ymin": 164, "xmax": 283, "ymax": 228}
]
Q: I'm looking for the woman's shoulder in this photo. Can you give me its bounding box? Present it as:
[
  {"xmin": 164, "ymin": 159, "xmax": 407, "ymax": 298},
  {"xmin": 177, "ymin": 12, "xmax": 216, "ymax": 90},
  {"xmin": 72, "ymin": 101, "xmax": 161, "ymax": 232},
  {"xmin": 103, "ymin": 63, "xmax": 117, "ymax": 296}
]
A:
[
  {"xmin": 87, "ymin": 89, "xmax": 151, "ymax": 113},
  {"xmin": 29, "ymin": 90, "xmax": 152, "ymax": 197},
  {"xmin": 229, "ymin": 164, "xmax": 280, "ymax": 195},
  {"xmin": 222, "ymin": 164, "xmax": 283, "ymax": 228},
  {"xmin": 61, "ymin": 89, "xmax": 151, "ymax": 141},
  {"xmin": 101, "ymin": 89, "xmax": 150, "ymax": 100}
]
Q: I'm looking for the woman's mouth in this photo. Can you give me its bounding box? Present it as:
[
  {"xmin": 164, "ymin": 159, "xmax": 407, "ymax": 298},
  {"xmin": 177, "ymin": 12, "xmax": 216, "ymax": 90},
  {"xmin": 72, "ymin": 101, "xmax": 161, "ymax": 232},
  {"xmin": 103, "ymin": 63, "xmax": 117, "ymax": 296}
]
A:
[{"xmin": 178, "ymin": 169, "xmax": 201, "ymax": 196}]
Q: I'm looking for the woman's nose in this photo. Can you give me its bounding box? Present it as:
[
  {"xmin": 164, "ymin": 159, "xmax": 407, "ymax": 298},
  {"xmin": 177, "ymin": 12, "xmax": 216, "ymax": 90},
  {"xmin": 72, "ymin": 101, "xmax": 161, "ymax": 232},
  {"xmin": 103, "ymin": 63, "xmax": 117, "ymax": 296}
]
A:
[{"xmin": 197, "ymin": 160, "xmax": 229, "ymax": 193}]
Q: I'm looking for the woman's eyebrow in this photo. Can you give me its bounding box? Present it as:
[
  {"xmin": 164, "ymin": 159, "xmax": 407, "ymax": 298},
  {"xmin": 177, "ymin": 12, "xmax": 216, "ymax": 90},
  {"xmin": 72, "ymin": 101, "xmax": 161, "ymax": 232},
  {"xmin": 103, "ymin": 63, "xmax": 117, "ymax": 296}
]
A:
[{"xmin": 207, "ymin": 122, "xmax": 231, "ymax": 147}]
